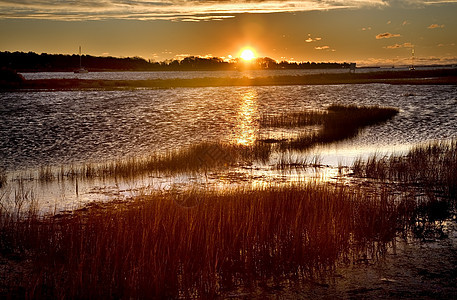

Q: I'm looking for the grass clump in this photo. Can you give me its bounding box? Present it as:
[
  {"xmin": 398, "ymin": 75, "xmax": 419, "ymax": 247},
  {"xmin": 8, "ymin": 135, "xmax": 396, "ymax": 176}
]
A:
[
  {"xmin": 35, "ymin": 141, "xmax": 272, "ymax": 182},
  {"xmin": 275, "ymin": 104, "xmax": 399, "ymax": 150},
  {"xmin": 260, "ymin": 110, "xmax": 326, "ymax": 128},
  {"xmin": 353, "ymin": 139, "xmax": 457, "ymax": 199},
  {"xmin": 352, "ymin": 139, "xmax": 457, "ymax": 240}
]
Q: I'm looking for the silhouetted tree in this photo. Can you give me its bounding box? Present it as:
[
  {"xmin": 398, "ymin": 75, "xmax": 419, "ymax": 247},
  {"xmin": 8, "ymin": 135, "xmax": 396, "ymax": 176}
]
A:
[{"xmin": 0, "ymin": 51, "xmax": 354, "ymax": 72}]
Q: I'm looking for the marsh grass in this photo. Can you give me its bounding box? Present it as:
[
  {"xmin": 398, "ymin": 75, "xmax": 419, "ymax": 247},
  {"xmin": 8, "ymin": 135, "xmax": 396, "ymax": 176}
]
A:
[
  {"xmin": 259, "ymin": 104, "xmax": 398, "ymax": 151},
  {"xmin": 281, "ymin": 105, "xmax": 399, "ymax": 150},
  {"xmin": 32, "ymin": 141, "xmax": 273, "ymax": 182},
  {"xmin": 352, "ymin": 140, "xmax": 457, "ymax": 240},
  {"xmin": 276, "ymin": 151, "xmax": 309, "ymax": 170},
  {"xmin": 260, "ymin": 110, "xmax": 326, "ymax": 128},
  {"xmin": 1, "ymin": 182, "xmax": 411, "ymax": 299},
  {"xmin": 352, "ymin": 140, "xmax": 457, "ymax": 198},
  {"xmin": 2, "ymin": 140, "xmax": 457, "ymax": 298},
  {"xmin": 0, "ymin": 169, "xmax": 6, "ymax": 189},
  {"xmin": 0, "ymin": 180, "xmax": 38, "ymax": 259}
]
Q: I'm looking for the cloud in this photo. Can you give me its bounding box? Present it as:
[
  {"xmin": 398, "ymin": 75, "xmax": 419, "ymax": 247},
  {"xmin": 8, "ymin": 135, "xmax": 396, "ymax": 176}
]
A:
[
  {"xmin": 402, "ymin": 20, "xmax": 409, "ymax": 26},
  {"xmin": 362, "ymin": 26, "xmax": 372, "ymax": 31},
  {"xmin": 437, "ymin": 43, "xmax": 455, "ymax": 47},
  {"xmin": 1, "ymin": 0, "xmax": 456, "ymax": 21},
  {"xmin": 428, "ymin": 23, "xmax": 445, "ymax": 29},
  {"xmin": 305, "ymin": 34, "xmax": 322, "ymax": 42},
  {"xmin": 381, "ymin": 0, "xmax": 457, "ymax": 8},
  {"xmin": 0, "ymin": 0, "xmax": 408, "ymax": 21},
  {"xmin": 385, "ymin": 42, "xmax": 413, "ymax": 49},
  {"xmin": 0, "ymin": 1, "xmax": 345, "ymax": 20},
  {"xmin": 314, "ymin": 46, "xmax": 330, "ymax": 50},
  {"xmin": 376, "ymin": 32, "xmax": 401, "ymax": 39}
]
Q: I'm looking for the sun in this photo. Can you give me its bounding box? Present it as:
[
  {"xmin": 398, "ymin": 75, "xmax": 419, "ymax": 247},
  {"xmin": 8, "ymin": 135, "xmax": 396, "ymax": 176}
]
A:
[{"xmin": 240, "ymin": 48, "xmax": 256, "ymax": 61}]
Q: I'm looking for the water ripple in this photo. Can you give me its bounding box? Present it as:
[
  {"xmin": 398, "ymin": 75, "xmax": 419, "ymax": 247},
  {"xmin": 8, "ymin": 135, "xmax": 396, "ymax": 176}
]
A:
[{"xmin": 1, "ymin": 84, "xmax": 457, "ymax": 171}]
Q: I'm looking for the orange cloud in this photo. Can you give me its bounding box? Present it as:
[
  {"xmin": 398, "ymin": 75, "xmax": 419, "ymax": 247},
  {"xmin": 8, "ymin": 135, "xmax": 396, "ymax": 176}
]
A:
[
  {"xmin": 437, "ymin": 43, "xmax": 455, "ymax": 47},
  {"xmin": 314, "ymin": 46, "xmax": 330, "ymax": 50},
  {"xmin": 306, "ymin": 37, "xmax": 322, "ymax": 43},
  {"xmin": 428, "ymin": 24, "xmax": 445, "ymax": 29},
  {"xmin": 385, "ymin": 42, "xmax": 413, "ymax": 49},
  {"xmin": 376, "ymin": 32, "xmax": 401, "ymax": 39}
]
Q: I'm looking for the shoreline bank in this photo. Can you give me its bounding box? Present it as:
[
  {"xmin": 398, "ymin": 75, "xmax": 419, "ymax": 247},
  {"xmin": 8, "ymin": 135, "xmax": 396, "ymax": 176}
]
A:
[{"xmin": 3, "ymin": 69, "xmax": 457, "ymax": 91}]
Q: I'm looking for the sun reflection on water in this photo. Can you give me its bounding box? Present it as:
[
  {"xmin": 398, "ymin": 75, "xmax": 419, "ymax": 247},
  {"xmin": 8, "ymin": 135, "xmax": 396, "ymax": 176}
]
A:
[{"xmin": 234, "ymin": 89, "xmax": 259, "ymax": 146}]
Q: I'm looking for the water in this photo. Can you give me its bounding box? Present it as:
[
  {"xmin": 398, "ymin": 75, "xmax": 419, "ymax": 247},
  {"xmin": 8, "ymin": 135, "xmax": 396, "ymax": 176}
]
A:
[
  {"xmin": 2, "ymin": 84, "xmax": 456, "ymax": 171},
  {"xmin": 21, "ymin": 69, "xmax": 350, "ymax": 80},
  {"xmin": 1, "ymin": 72, "xmax": 457, "ymax": 212},
  {"xmin": 19, "ymin": 66, "xmax": 453, "ymax": 81}
]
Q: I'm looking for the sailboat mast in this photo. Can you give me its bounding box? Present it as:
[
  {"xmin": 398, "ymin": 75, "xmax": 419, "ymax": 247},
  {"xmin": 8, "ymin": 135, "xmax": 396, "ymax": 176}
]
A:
[
  {"xmin": 409, "ymin": 47, "xmax": 415, "ymax": 70},
  {"xmin": 74, "ymin": 45, "xmax": 88, "ymax": 73},
  {"xmin": 79, "ymin": 46, "xmax": 82, "ymax": 68},
  {"xmin": 411, "ymin": 47, "xmax": 415, "ymax": 68}
]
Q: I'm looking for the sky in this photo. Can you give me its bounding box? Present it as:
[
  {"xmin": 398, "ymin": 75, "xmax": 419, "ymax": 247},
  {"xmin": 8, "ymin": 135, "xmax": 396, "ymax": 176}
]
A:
[{"xmin": 0, "ymin": 0, "xmax": 456, "ymax": 66}]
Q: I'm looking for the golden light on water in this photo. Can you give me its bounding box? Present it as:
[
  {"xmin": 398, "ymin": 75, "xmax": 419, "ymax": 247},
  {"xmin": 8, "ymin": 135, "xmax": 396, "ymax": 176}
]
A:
[{"xmin": 235, "ymin": 89, "xmax": 259, "ymax": 146}]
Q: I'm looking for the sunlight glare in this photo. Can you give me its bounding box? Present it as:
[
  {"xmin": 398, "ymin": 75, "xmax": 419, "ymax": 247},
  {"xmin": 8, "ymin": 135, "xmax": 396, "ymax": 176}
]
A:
[
  {"xmin": 235, "ymin": 89, "xmax": 259, "ymax": 146},
  {"xmin": 240, "ymin": 48, "xmax": 256, "ymax": 61}
]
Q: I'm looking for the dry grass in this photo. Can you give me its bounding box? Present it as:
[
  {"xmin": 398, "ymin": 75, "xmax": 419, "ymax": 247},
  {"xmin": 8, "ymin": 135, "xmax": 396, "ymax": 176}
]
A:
[
  {"xmin": 277, "ymin": 104, "xmax": 399, "ymax": 150},
  {"xmin": 260, "ymin": 110, "xmax": 326, "ymax": 128},
  {"xmin": 353, "ymin": 139, "xmax": 457, "ymax": 199},
  {"xmin": 0, "ymin": 169, "xmax": 6, "ymax": 189},
  {"xmin": 0, "ymin": 181, "xmax": 414, "ymax": 299},
  {"xmin": 32, "ymin": 141, "xmax": 272, "ymax": 182},
  {"xmin": 260, "ymin": 104, "xmax": 398, "ymax": 130},
  {"xmin": 352, "ymin": 139, "xmax": 457, "ymax": 240},
  {"xmin": 2, "ymin": 140, "xmax": 456, "ymax": 298}
]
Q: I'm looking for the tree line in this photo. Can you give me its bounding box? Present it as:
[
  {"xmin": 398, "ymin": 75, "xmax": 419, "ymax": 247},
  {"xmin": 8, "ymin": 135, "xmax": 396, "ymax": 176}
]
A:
[{"xmin": 0, "ymin": 51, "xmax": 355, "ymax": 72}]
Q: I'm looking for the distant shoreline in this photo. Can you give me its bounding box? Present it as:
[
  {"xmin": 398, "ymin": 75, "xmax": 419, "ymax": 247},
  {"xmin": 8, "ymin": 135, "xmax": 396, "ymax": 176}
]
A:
[{"xmin": 3, "ymin": 68, "xmax": 457, "ymax": 90}]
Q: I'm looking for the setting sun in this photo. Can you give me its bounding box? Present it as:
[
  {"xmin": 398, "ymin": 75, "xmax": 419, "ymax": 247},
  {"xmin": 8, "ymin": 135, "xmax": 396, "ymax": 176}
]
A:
[{"xmin": 240, "ymin": 48, "xmax": 256, "ymax": 61}]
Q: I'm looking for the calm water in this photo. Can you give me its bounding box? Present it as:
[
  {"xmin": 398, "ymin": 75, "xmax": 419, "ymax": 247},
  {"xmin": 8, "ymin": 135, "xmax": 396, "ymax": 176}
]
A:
[
  {"xmin": 1, "ymin": 72, "xmax": 457, "ymax": 212},
  {"xmin": 21, "ymin": 69, "xmax": 350, "ymax": 80},
  {"xmin": 19, "ymin": 66, "xmax": 449, "ymax": 81}
]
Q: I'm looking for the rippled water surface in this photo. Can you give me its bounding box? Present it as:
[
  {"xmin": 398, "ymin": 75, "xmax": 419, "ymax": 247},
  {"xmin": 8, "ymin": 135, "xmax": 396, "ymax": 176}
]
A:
[
  {"xmin": 2, "ymin": 84, "xmax": 456, "ymax": 171},
  {"xmin": 1, "ymin": 81, "xmax": 457, "ymax": 212}
]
